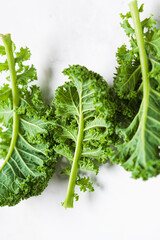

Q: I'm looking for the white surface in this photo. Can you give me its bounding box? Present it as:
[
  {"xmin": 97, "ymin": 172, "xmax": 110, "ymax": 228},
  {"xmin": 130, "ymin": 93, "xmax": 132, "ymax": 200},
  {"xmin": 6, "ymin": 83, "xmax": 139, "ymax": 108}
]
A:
[{"xmin": 0, "ymin": 0, "xmax": 160, "ymax": 240}]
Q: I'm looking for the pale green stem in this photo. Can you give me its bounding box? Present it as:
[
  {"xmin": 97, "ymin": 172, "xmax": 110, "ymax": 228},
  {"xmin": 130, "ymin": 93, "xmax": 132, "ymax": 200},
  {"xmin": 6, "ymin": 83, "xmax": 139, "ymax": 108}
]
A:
[
  {"xmin": 63, "ymin": 90, "xmax": 84, "ymax": 209},
  {"xmin": 0, "ymin": 34, "xmax": 19, "ymax": 170},
  {"xmin": 129, "ymin": 1, "xmax": 149, "ymax": 162}
]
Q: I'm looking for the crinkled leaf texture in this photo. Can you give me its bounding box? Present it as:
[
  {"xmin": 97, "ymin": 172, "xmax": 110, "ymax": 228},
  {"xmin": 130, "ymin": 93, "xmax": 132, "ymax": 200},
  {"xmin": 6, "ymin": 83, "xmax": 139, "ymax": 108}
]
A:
[
  {"xmin": 0, "ymin": 39, "xmax": 56, "ymax": 206},
  {"xmin": 112, "ymin": 3, "xmax": 160, "ymax": 179},
  {"xmin": 113, "ymin": 85, "xmax": 160, "ymax": 179},
  {"xmin": 114, "ymin": 5, "xmax": 157, "ymax": 99},
  {"xmin": 53, "ymin": 65, "xmax": 117, "ymax": 198}
]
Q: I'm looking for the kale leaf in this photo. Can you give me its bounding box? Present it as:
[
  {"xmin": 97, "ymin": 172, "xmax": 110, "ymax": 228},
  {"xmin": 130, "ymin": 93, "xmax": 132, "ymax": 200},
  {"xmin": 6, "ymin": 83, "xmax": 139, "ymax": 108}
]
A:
[
  {"xmin": 111, "ymin": 0, "xmax": 160, "ymax": 180},
  {"xmin": 52, "ymin": 65, "xmax": 117, "ymax": 208},
  {"xmin": 0, "ymin": 34, "xmax": 56, "ymax": 206}
]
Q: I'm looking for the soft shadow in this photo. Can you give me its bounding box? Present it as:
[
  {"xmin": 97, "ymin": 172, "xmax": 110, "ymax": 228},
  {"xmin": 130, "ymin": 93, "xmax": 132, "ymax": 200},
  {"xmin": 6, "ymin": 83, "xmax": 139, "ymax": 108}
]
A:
[
  {"xmin": 104, "ymin": 161, "xmax": 115, "ymax": 169},
  {"xmin": 153, "ymin": 4, "xmax": 160, "ymax": 28},
  {"xmin": 40, "ymin": 66, "xmax": 54, "ymax": 105}
]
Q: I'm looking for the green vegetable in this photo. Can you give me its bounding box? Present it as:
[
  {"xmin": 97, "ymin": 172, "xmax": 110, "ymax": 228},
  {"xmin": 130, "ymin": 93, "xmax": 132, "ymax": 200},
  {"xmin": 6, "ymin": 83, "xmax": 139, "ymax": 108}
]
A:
[
  {"xmin": 1, "ymin": 0, "xmax": 159, "ymax": 208},
  {"xmin": 112, "ymin": 0, "xmax": 160, "ymax": 179},
  {"xmin": 0, "ymin": 34, "xmax": 56, "ymax": 206},
  {"xmin": 52, "ymin": 65, "xmax": 117, "ymax": 209}
]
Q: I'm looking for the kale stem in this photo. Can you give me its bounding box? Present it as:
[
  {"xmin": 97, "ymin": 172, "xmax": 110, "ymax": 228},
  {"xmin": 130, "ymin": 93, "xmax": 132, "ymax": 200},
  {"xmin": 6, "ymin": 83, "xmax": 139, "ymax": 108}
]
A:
[
  {"xmin": 63, "ymin": 90, "xmax": 84, "ymax": 209},
  {"xmin": 129, "ymin": 1, "xmax": 149, "ymax": 88},
  {"xmin": 0, "ymin": 34, "xmax": 19, "ymax": 170},
  {"xmin": 129, "ymin": 0, "xmax": 149, "ymax": 162}
]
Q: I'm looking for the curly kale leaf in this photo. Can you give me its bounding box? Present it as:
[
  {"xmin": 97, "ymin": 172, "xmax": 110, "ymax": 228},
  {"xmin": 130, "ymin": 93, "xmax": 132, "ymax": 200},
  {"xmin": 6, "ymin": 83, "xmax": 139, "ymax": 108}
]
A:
[
  {"xmin": 0, "ymin": 34, "xmax": 56, "ymax": 206},
  {"xmin": 52, "ymin": 65, "xmax": 117, "ymax": 208},
  {"xmin": 114, "ymin": 2, "xmax": 158, "ymax": 100},
  {"xmin": 111, "ymin": 0, "xmax": 160, "ymax": 180}
]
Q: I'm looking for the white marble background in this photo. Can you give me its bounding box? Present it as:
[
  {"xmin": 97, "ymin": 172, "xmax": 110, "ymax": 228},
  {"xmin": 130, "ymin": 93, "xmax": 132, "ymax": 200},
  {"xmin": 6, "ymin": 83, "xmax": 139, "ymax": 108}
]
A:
[{"xmin": 0, "ymin": 0, "xmax": 160, "ymax": 239}]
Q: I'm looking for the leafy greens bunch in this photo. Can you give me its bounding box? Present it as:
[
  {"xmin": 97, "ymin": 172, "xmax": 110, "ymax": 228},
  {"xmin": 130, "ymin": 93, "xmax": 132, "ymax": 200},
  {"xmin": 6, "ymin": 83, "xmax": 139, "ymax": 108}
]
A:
[
  {"xmin": 0, "ymin": 0, "xmax": 160, "ymax": 209},
  {"xmin": 0, "ymin": 35, "xmax": 117, "ymax": 208}
]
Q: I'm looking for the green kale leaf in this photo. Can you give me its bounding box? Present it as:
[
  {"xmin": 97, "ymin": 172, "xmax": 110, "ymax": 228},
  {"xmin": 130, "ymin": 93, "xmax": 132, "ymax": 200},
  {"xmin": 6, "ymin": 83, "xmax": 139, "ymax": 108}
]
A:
[
  {"xmin": 0, "ymin": 34, "xmax": 56, "ymax": 206},
  {"xmin": 52, "ymin": 65, "xmax": 117, "ymax": 208},
  {"xmin": 111, "ymin": 0, "xmax": 160, "ymax": 180}
]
